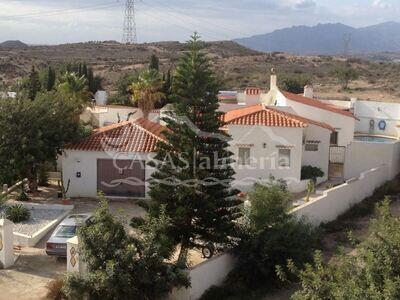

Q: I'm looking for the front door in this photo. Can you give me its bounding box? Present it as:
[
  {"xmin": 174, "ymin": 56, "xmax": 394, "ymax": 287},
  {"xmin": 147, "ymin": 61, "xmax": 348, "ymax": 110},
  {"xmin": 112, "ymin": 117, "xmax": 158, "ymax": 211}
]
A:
[{"xmin": 329, "ymin": 146, "xmax": 346, "ymax": 179}]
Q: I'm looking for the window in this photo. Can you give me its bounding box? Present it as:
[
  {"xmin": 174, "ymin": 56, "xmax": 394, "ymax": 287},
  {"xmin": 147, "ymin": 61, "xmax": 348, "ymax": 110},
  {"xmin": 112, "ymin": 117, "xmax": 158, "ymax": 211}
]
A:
[
  {"xmin": 278, "ymin": 149, "xmax": 291, "ymax": 168},
  {"xmin": 238, "ymin": 147, "xmax": 251, "ymax": 165},
  {"xmin": 330, "ymin": 132, "xmax": 338, "ymax": 145},
  {"xmin": 305, "ymin": 143, "xmax": 319, "ymax": 151}
]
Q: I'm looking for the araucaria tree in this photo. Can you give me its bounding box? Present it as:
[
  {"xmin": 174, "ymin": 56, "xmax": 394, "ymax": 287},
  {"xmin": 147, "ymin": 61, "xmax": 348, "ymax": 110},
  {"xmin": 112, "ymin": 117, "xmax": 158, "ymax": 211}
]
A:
[{"xmin": 149, "ymin": 33, "xmax": 241, "ymax": 265}]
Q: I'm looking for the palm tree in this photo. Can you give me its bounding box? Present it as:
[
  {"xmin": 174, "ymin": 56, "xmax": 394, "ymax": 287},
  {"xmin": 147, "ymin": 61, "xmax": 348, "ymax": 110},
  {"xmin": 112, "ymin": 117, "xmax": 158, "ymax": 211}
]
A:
[
  {"xmin": 57, "ymin": 72, "xmax": 92, "ymax": 106},
  {"xmin": 129, "ymin": 69, "xmax": 165, "ymax": 119}
]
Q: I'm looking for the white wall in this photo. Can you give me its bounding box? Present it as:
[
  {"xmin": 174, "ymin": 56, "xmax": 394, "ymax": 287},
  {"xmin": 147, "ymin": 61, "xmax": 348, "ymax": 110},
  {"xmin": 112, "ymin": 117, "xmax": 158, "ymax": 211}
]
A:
[
  {"xmin": 62, "ymin": 150, "xmax": 155, "ymax": 198},
  {"xmin": 344, "ymin": 140, "xmax": 400, "ymax": 180},
  {"xmin": 275, "ymin": 92, "xmax": 355, "ymax": 147},
  {"xmin": 227, "ymin": 125, "xmax": 304, "ymax": 193},
  {"xmin": 354, "ymin": 100, "xmax": 400, "ymax": 137},
  {"xmin": 320, "ymin": 99, "xmax": 351, "ymax": 109},
  {"xmin": 169, "ymin": 253, "xmax": 236, "ymax": 300},
  {"xmin": 302, "ymin": 125, "xmax": 331, "ymax": 182},
  {"xmin": 292, "ymin": 165, "xmax": 389, "ymax": 225}
]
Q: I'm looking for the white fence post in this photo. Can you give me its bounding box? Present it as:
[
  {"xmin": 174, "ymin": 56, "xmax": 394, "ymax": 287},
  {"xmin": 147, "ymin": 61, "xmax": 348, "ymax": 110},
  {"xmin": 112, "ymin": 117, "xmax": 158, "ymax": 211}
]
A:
[
  {"xmin": 67, "ymin": 236, "xmax": 86, "ymax": 274},
  {"xmin": 0, "ymin": 219, "xmax": 15, "ymax": 268}
]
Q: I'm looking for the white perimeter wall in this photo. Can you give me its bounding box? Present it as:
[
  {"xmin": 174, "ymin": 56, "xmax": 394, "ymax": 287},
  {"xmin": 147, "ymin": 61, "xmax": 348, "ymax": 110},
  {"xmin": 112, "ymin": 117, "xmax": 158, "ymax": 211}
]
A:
[
  {"xmin": 292, "ymin": 165, "xmax": 389, "ymax": 225},
  {"xmin": 169, "ymin": 253, "xmax": 236, "ymax": 300},
  {"xmin": 62, "ymin": 150, "xmax": 155, "ymax": 198},
  {"xmin": 354, "ymin": 100, "xmax": 400, "ymax": 137},
  {"xmin": 228, "ymin": 125, "xmax": 304, "ymax": 193},
  {"xmin": 344, "ymin": 140, "xmax": 400, "ymax": 180},
  {"xmin": 170, "ymin": 163, "xmax": 394, "ymax": 299},
  {"xmin": 275, "ymin": 92, "xmax": 355, "ymax": 147}
]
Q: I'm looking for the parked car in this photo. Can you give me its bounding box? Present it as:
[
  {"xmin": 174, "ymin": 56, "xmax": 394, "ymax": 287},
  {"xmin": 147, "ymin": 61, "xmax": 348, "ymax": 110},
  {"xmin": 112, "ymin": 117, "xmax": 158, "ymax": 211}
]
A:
[{"xmin": 45, "ymin": 213, "xmax": 93, "ymax": 257}]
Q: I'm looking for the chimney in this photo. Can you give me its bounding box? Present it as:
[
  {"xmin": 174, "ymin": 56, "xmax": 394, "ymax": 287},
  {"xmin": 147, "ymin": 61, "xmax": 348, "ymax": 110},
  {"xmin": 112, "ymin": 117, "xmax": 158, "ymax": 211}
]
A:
[
  {"xmin": 303, "ymin": 85, "xmax": 314, "ymax": 98},
  {"xmin": 270, "ymin": 68, "xmax": 277, "ymax": 91}
]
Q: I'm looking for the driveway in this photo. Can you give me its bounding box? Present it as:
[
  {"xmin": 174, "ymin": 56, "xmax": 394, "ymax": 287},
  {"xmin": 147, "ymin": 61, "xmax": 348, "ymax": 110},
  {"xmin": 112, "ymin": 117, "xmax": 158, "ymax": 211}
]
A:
[{"xmin": 0, "ymin": 197, "xmax": 146, "ymax": 300}]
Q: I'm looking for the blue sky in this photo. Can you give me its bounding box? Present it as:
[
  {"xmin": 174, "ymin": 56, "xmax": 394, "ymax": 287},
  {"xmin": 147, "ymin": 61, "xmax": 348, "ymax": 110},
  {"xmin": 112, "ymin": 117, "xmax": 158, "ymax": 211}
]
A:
[{"xmin": 0, "ymin": 0, "xmax": 398, "ymax": 44}]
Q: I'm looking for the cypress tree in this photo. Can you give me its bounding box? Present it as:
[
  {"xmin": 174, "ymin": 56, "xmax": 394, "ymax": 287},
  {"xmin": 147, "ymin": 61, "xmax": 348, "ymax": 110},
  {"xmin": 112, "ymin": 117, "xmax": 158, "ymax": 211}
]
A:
[
  {"xmin": 149, "ymin": 33, "xmax": 241, "ymax": 265},
  {"xmin": 28, "ymin": 66, "xmax": 41, "ymax": 101},
  {"xmin": 149, "ymin": 54, "xmax": 159, "ymax": 72},
  {"xmin": 82, "ymin": 63, "xmax": 88, "ymax": 78},
  {"xmin": 46, "ymin": 66, "xmax": 56, "ymax": 91}
]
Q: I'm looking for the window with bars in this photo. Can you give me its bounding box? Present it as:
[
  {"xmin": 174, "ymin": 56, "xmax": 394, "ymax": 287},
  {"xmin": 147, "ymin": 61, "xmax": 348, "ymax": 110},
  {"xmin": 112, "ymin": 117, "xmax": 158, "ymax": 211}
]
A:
[
  {"xmin": 238, "ymin": 147, "xmax": 251, "ymax": 165},
  {"xmin": 278, "ymin": 149, "xmax": 291, "ymax": 167},
  {"xmin": 305, "ymin": 143, "xmax": 319, "ymax": 151}
]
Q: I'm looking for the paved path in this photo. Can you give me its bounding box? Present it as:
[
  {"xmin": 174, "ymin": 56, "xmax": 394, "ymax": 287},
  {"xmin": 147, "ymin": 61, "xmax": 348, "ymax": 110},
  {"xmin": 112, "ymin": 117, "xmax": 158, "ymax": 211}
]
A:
[{"xmin": 0, "ymin": 247, "xmax": 65, "ymax": 300}]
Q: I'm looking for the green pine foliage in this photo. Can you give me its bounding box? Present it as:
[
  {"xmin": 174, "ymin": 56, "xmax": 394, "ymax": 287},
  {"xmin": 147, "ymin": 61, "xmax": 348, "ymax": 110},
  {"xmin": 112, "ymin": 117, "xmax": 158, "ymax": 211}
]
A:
[
  {"xmin": 62, "ymin": 196, "xmax": 189, "ymax": 300},
  {"xmin": 149, "ymin": 33, "xmax": 242, "ymax": 264}
]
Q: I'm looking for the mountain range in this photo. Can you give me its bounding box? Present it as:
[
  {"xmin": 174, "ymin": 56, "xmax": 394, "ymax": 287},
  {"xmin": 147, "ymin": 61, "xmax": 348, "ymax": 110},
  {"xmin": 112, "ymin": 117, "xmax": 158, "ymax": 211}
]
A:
[{"xmin": 234, "ymin": 22, "xmax": 400, "ymax": 55}]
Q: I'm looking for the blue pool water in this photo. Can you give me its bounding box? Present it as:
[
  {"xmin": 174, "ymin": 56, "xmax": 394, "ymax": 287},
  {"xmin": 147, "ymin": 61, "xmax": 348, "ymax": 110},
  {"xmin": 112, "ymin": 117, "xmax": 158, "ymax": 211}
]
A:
[{"xmin": 354, "ymin": 135, "xmax": 398, "ymax": 143}]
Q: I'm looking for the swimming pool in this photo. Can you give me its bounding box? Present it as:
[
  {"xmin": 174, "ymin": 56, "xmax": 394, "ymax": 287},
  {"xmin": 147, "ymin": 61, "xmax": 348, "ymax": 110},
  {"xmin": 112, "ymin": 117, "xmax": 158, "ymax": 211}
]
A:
[{"xmin": 354, "ymin": 135, "xmax": 398, "ymax": 143}]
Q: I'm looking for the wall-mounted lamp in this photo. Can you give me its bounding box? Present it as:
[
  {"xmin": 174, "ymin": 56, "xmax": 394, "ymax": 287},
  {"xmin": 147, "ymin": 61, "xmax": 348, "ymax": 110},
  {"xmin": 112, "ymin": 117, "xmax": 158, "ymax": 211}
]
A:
[{"xmin": 263, "ymin": 143, "xmax": 267, "ymax": 149}]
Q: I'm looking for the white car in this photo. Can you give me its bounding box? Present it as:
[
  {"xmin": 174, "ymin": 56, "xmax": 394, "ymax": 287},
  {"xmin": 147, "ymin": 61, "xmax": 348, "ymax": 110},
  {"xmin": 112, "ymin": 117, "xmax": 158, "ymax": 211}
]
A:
[{"xmin": 45, "ymin": 213, "xmax": 92, "ymax": 257}]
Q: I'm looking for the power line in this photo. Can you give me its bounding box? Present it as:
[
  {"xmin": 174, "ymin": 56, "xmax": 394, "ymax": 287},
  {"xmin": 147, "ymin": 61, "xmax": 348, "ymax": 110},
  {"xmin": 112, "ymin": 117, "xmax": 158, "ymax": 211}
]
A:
[
  {"xmin": 122, "ymin": 0, "xmax": 137, "ymax": 44},
  {"xmin": 145, "ymin": 0, "xmax": 249, "ymax": 38},
  {"xmin": 0, "ymin": 2, "xmax": 122, "ymax": 21}
]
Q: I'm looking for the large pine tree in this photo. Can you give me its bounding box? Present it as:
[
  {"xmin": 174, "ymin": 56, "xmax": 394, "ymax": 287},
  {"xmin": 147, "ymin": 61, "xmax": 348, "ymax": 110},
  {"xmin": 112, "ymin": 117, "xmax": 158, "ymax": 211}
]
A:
[{"xmin": 149, "ymin": 33, "xmax": 241, "ymax": 264}]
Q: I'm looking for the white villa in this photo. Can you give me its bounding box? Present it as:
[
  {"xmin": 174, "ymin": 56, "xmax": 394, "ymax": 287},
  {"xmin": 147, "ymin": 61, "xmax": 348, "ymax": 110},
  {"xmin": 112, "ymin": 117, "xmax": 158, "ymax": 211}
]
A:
[{"xmin": 62, "ymin": 73, "xmax": 400, "ymax": 198}]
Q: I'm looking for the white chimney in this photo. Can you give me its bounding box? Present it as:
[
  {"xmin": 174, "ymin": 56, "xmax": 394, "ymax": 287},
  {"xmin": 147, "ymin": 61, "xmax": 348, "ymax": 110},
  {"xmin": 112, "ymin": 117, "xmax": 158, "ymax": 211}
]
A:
[
  {"xmin": 303, "ymin": 85, "xmax": 314, "ymax": 98},
  {"xmin": 270, "ymin": 68, "xmax": 277, "ymax": 91}
]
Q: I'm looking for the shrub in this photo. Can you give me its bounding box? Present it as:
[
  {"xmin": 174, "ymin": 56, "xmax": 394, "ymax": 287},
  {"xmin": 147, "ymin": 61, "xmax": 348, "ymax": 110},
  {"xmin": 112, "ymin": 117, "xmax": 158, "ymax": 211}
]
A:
[
  {"xmin": 38, "ymin": 163, "xmax": 50, "ymax": 187},
  {"xmin": 203, "ymin": 182, "xmax": 320, "ymax": 297},
  {"xmin": 45, "ymin": 278, "xmax": 65, "ymax": 300},
  {"xmin": 279, "ymin": 74, "xmax": 311, "ymax": 94},
  {"xmin": 301, "ymin": 166, "xmax": 324, "ymax": 182},
  {"xmin": 62, "ymin": 196, "xmax": 189, "ymax": 299},
  {"xmin": 287, "ymin": 199, "xmax": 400, "ymax": 299},
  {"xmin": 16, "ymin": 189, "xmax": 30, "ymax": 202},
  {"xmin": 5, "ymin": 204, "xmax": 30, "ymax": 223}
]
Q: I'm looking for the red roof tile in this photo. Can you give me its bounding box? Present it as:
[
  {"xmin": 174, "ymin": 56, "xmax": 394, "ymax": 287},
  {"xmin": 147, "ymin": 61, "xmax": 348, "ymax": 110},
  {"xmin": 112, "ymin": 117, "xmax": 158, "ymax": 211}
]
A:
[
  {"xmin": 283, "ymin": 92, "xmax": 357, "ymax": 119},
  {"xmin": 66, "ymin": 118, "xmax": 166, "ymax": 153},
  {"xmin": 222, "ymin": 104, "xmax": 335, "ymax": 131}
]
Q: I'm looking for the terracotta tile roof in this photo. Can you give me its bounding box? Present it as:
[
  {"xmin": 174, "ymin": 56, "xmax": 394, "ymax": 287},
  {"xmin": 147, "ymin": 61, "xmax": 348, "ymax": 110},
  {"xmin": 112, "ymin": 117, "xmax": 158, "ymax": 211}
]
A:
[
  {"xmin": 282, "ymin": 92, "xmax": 357, "ymax": 119},
  {"xmin": 222, "ymin": 104, "xmax": 335, "ymax": 131},
  {"xmin": 66, "ymin": 118, "xmax": 166, "ymax": 153},
  {"xmin": 223, "ymin": 104, "xmax": 307, "ymax": 128}
]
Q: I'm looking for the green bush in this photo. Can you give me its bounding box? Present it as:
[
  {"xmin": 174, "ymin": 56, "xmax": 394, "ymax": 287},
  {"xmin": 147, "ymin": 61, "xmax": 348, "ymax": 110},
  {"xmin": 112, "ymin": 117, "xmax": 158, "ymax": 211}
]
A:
[
  {"xmin": 5, "ymin": 204, "xmax": 30, "ymax": 223},
  {"xmin": 38, "ymin": 163, "xmax": 51, "ymax": 187},
  {"xmin": 202, "ymin": 182, "xmax": 319, "ymax": 298},
  {"xmin": 301, "ymin": 166, "xmax": 324, "ymax": 182},
  {"xmin": 16, "ymin": 189, "xmax": 30, "ymax": 202}
]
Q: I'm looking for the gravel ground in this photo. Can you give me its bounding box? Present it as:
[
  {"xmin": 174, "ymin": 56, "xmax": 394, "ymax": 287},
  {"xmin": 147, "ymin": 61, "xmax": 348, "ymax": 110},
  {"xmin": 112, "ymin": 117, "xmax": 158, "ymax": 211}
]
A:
[{"xmin": 13, "ymin": 208, "xmax": 64, "ymax": 236}]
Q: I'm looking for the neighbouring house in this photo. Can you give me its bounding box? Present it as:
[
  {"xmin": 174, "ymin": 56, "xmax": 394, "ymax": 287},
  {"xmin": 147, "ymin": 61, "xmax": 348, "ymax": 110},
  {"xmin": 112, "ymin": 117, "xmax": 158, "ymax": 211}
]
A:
[
  {"xmin": 62, "ymin": 118, "xmax": 165, "ymax": 198},
  {"xmin": 80, "ymin": 105, "xmax": 161, "ymax": 128},
  {"xmin": 63, "ymin": 74, "xmax": 378, "ymax": 197},
  {"xmin": 222, "ymin": 104, "xmax": 334, "ymax": 192}
]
